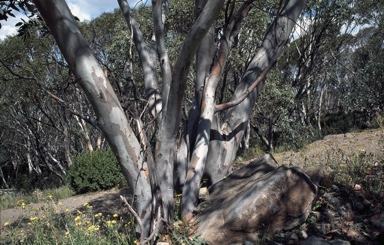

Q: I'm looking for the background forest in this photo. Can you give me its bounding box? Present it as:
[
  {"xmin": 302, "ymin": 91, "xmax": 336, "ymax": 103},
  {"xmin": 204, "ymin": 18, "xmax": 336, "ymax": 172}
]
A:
[{"xmin": 0, "ymin": 0, "xmax": 382, "ymax": 192}]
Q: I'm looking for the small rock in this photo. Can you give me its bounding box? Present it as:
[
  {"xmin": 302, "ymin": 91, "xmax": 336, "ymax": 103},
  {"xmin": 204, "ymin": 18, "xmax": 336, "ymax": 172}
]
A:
[
  {"xmin": 354, "ymin": 201, "xmax": 364, "ymax": 211},
  {"xmin": 325, "ymin": 209, "xmax": 339, "ymax": 222},
  {"xmin": 244, "ymin": 240, "xmax": 255, "ymax": 245},
  {"xmin": 331, "ymin": 185, "xmax": 339, "ymax": 191},
  {"xmin": 371, "ymin": 212, "xmax": 384, "ymax": 231},
  {"xmin": 329, "ymin": 239, "xmax": 350, "ymax": 245},
  {"xmin": 198, "ymin": 187, "xmax": 209, "ymax": 201},
  {"xmin": 156, "ymin": 243, "xmax": 170, "ymax": 245},
  {"xmin": 299, "ymin": 230, "xmax": 308, "ymax": 239},
  {"xmin": 324, "ymin": 193, "xmax": 340, "ymax": 206},
  {"xmin": 362, "ymin": 198, "xmax": 372, "ymax": 206},
  {"xmin": 290, "ymin": 233, "xmax": 298, "ymax": 241},
  {"xmin": 339, "ymin": 210, "xmax": 355, "ymax": 221},
  {"xmin": 301, "ymin": 235, "xmax": 329, "ymax": 245},
  {"xmin": 265, "ymin": 239, "xmax": 282, "ymax": 245},
  {"xmin": 288, "ymin": 233, "xmax": 299, "ymax": 244},
  {"xmin": 354, "ymin": 184, "xmax": 362, "ymax": 191}
]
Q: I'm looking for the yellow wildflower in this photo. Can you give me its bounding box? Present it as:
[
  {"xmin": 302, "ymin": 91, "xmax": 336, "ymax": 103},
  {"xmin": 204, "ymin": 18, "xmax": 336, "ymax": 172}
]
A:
[
  {"xmin": 21, "ymin": 203, "xmax": 26, "ymax": 209},
  {"xmin": 3, "ymin": 222, "xmax": 10, "ymax": 227},
  {"xmin": 87, "ymin": 225, "xmax": 99, "ymax": 231},
  {"xmin": 95, "ymin": 213, "xmax": 103, "ymax": 217},
  {"xmin": 83, "ymin": 202, "xmax": 89, "ymax": 207},
  {"xmin": 65, "ymin": 209, "xmax": 69, "ymax": 213},
  {"xmin": 48, "ymin": 193, "xmax": 53, "ymax": 199},
  {"xmin": 75, "ymin": 222, "xmax": 82, "ymax": 226},
  {"xmin": 111, "ymin": 220, "xmax": 117, "ymax": 224},
  {"xmin": 74, "ymin": 216, "xmax": 81, "ymax": 221},
  {"xmin": 58, "ymin": 202, "xmax": 63, "ymax": 207},
  {"xmin": 113, "ymin": 214, "xmax": 118, "ymax": 218},
  {"xmin": 175, "ymin": 193, "xmax": 182, "ymax": 197},
  {"xmin": 29, "ymin": 216, "xmax": 38, "ymax": 222}
]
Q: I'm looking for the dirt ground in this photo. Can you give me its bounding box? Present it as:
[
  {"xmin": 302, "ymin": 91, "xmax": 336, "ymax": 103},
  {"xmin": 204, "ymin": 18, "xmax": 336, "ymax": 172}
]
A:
[
  {"xmin": 1, "ymin": 128, "xmax": 383, "ymax": 243},
  {"xmin": 271, "ymin": 128, "xmax": 384, "ymax": 244},
  {"xmin": 0, "ymin": 188, "xmax": 132, "ymax": 228},
  {"xmin": 273, "ymin": 128, "xmax": 383, "ymax": 168}
]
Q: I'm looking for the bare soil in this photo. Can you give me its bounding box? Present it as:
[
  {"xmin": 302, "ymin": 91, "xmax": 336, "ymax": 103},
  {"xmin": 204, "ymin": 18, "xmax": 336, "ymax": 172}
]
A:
[
  {"xmin": 0, "ymin": 188, "xmax": 132, "ymax": 228},
  {"xmin": 1, "ymin": 129, "xmax": 383, "ymax": 243}
]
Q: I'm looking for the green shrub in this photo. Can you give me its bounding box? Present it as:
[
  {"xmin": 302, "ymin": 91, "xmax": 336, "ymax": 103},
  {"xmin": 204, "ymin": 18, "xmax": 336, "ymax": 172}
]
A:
[{"xmin": 67, "ymin": 149, "xmax": 126, "ymax": 194}]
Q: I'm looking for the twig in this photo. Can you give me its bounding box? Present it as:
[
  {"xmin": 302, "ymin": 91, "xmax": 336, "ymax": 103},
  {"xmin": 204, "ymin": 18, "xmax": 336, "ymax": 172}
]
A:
[
  {"xmin": 120, "ymin": 195, "xmax": 145, "ymax": 244},
  {"xmin": 120, "ymin": 194, "xmax": 162, "ymax": 245}
]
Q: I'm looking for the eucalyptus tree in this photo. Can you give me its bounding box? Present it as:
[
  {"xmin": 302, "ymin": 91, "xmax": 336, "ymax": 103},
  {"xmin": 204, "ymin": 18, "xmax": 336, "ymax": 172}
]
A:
[
  {"xmin": 31, "ymin": 0, "xmax": 306, "ymax": 237},
  {"xmin": 0, "ymin": 33, "xmax": 70, "ymax": 187},
  {"xmin": 0, "ymin": 27, "xmax": 103, "ymax": 189},
  {"xmin": 345, "ymin": 24, "xmax": 384, "ymax": 124},
  {"xmin": 3, "ymin": 0, "xmax": 307, "ymax": 238},
  {"xmin": 343, "ymin": 0, "xmax": 384, "ymax": 124}
]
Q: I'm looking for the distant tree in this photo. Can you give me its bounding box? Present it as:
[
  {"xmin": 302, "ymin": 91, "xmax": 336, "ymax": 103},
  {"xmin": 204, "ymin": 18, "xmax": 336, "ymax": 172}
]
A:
[{"xmin": 0, "ymin": 27, "xmax": 103, "ymax": 189}]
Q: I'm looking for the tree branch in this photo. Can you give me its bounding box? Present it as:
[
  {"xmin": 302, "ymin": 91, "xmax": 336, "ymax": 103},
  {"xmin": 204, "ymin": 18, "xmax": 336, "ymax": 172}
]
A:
[
  {"xmin": 215, "ymin": 61, "xmax": 274, "ymax": 112},
  {"xmin": 1, "ymin": 57, "xmax": 99, "ymax": 129},
  {"xmin": 120, "ymin": 195, "xmax": 145, "ymax": 244},
  {"xmin": 118, "ymin": 0, "xmax": 162, "ymax": 121}
]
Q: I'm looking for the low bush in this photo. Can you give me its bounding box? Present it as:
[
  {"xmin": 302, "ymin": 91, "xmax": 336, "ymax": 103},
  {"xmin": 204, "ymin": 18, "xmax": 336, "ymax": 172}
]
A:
[{"xmin": 67, "ymin": 149, "xmax": 126, "ymax": 194}]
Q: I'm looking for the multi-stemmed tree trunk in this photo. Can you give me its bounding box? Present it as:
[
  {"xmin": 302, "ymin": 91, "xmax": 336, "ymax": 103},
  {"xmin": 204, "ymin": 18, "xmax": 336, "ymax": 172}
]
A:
[{"xmin": 33, "ymin": 0, "xmax": 306, "ymax": 239}]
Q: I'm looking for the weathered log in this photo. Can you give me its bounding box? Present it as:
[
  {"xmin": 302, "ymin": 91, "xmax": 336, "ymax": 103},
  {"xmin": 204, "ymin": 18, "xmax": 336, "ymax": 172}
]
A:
[{"xmin": 195, "ymin": 154, "xmax": 318, "ymax": 244}]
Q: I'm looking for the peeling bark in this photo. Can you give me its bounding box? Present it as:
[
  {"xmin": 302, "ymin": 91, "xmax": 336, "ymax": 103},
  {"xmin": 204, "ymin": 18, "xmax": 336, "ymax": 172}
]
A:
[
  {"xmin": 182, "ymin": 0, "xmax": 253, "ymax": 217},
  {"xmin": 33, "ymin": 0, "xmax": 153, "ymax": 235},
  {"xmin": 156, "ymin": 0, "xmax": 225, "ymax": 223},
  {"xmin": 205, "ymin": 0, "xmax": 307, "ymax": 183},
  {"xmin": 118, "ymin": 0, "xmax": 162, "ymax": 121}
]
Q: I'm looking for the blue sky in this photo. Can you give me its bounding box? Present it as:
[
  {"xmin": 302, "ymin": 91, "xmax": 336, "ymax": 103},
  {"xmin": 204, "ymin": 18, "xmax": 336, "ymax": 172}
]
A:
[
  {"xmin": 0, "ymin": 1, "xmax": 367, "ymax": 41},
  {"xmin": 0, "ymin": 0, "xmax": 143, "ymax": 40}
]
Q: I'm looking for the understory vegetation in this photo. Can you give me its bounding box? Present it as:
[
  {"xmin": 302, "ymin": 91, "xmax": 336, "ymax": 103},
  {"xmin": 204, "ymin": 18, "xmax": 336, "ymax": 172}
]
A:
[
  {"xmin": 67, "ymin": 149, "xmax": 127, "ymax": 194},
  {"xmin": 0, "ymin": 192, "xmax": 207, "ymax": 244},
  {"xmin": 1, "ymin": 129, "xmax": 383, "ymax": 244}
]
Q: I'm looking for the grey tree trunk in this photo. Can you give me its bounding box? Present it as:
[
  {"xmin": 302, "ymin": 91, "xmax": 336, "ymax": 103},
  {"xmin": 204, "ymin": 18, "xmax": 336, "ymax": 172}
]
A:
[
  {"xmin": 155, "ymin": 0, "xmax": 225, "ymax": 222},
  {"xmin": 33, "ymin": 0, "xmax": 153, "ymax": 236},
  {"xmin": 205, "ymin": 0, "xmax": 307, "ymax": 184}
]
